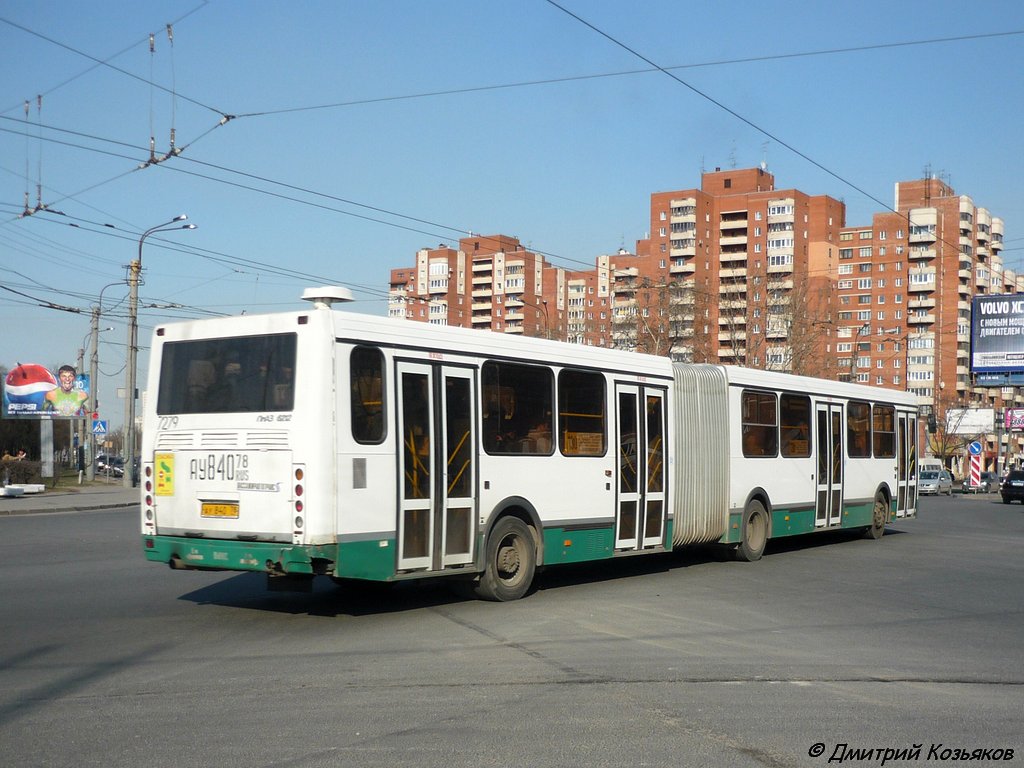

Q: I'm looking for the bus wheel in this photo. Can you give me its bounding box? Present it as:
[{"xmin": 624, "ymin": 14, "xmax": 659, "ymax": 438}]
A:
[
  {"xmin": 865, "ymin": 494, "xmax": 887, "ymax": 540},
  {"xmin": 735, "ymin": 500, "xmax": 768, "ymax": 562},
  {"xmin": 475, "ymin": 516, "xmax": 536, "ymax": 601}
]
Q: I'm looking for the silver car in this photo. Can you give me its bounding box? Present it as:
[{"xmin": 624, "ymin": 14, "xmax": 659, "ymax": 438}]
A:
[{"xmin": 919, "ymin": 469, "xmax": 953, "ymax": 496}]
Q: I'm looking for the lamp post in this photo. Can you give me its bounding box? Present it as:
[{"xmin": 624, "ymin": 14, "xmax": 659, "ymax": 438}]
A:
[
  {"xmin": 86, "ymin": 321, "xmax": 114, "ymax": 480},
  {"xmin": 124, "ymin": 215, "xmax": 196, "ymax": 488},
  {"xmin": 848, "ymin": 323, "xmax": 871, "ymax": 382}
]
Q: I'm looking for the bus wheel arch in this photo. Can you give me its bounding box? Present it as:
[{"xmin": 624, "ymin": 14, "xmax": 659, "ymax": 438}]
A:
[{"xmin": 735, "ymin": 491, "xmax": 771, "ymax": 562}]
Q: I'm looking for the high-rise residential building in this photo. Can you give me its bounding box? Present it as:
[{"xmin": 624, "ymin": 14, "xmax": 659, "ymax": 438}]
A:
[
  {"xmin": 623, "ymin": 166, "xmax": 844, "ymax": 373},
  {"xmin": 835, "ymin": 174, "xmax": 1016, "ymax": 470},
  {"xmin": 383, "ymin": 171, "xmax": 1016, "ymax": 468},
  {"xmin": 387, "ymin": 234, "xmax": 612, "ymax": 345}
]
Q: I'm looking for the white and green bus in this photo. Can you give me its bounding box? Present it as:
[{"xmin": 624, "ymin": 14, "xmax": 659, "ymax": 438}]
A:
[{"xmin": 140, "ymin": 287, "xmax": 918, "ymax": 600}]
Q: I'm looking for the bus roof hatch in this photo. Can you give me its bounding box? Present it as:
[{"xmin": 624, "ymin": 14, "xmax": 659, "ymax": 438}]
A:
[{"xmin": 301, "ymin": 286, "xmax": 354, "ymax": 309}]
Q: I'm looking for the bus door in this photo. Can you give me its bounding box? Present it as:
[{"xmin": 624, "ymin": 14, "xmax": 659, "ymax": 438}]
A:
[
  {"xmin": 815, "ymin": 403, "xmax": 844, "ymax": 528},
  {"xmin": 896, "ymin": 413, "xmax": 917, "ymax": 517},
  {"xmin": 615, "ymin": 384, "xmax": 666, "ymax": 550},
  {"xmin": 396, "ymin": 362, "xmax": 476, "ymax": 572}
]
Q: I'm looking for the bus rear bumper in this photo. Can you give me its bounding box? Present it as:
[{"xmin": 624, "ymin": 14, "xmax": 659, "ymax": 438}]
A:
[{"xmin": 142, "ymin": 535, "xmax": 336, "ymax": 576}]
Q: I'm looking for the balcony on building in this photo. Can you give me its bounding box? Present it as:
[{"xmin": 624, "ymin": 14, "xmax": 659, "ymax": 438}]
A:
[
  {"xmin": 719, "ymin": 282, "xmax": 747, "ymax": 295},
  {"xmin": 909, "ymin": 227, "xmax": 936, "ymax": 244},
  {"xmin": 719, "ymin": 314, "xmax": 746, "ymax": 326},
  {"xmin": 471, "ymin": 313, "xmax": 491, "ymax": 325},
  {"xmin": 907, "ymin": 271, "xmax": 936, "ymax": 292},
  {"xmin": 720, "ymin": 249, "xmax": 747, "ymax": 264},
  {"xmin": 720, "ymin": 233, "xmax": 748, "ymax": 248},
  {"xmin": 472, "ymin": 260, "xmax": 493, "ymax": 273},
  {"xmin": 908, "ymin": 313, "xmax": 936, "ymax": 325},
  {"xmin": 670, "ymin": 259, "xmax": 696, "ymax": 275},
  {"xmin": 908, "ymin": 296, "xmax": 936, "ymax": 310},
  {"xmin": 670, "ymin": 200, "xmax": 697, "ymax": 223},
  {"xmin": 718, "ymin": 329, "xmax": 747, "ymax": 341},
  {"xmin": 720, "ymin": 210, "xmax": 748, "ymax": 230},
  {"xmin": 720, "ymin": 267, "xmax": 747, "ymax": 280},
  {"xmin": 766, "ymin": 200, "xmax": 795, "ymax": 224},
  {"xmin": 670, "ymin": 238, "xmax": 696, "ymax": 257},
  {"xmin": 909, "ymin": 246, "xmax": 936, "ymax": 261}
]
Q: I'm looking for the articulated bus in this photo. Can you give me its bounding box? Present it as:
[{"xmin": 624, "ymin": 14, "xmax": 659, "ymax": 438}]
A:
[{"xmin": 140, "ymin": 287, "xmax": 918, "ymax": 600}]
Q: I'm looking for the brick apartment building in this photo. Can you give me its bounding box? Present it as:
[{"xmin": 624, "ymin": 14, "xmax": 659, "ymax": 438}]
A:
[
  {"xmin": 385, "ymin": 168, "xmax": 1017, "ymax": 468},
  {"xmin": 622, "ymin": 166, "xmax": 844, "ymax": 372},
  {"xmin": 388, "ymin": 234, "xmax": 612, "ymax": 346}
]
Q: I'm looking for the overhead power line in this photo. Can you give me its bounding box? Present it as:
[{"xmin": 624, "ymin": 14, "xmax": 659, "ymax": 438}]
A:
[
  {"xmin": 0, "ymin": 9, "xmax": 225, "ymax": 119},
  {"xmin": 233, "ymin": 29, "xmax": 1024, "ymax": 118}
]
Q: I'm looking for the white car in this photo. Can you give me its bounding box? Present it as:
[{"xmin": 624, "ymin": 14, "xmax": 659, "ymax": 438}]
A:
[{"xmin": 919, "ymin": 469, "xmax": 953, "ymax": 496}]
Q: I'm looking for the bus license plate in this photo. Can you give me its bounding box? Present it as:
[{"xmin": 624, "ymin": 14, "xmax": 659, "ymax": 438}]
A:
[{"xmin": 201, "ymin": 502, "xmax": 239, "ymax": 519}]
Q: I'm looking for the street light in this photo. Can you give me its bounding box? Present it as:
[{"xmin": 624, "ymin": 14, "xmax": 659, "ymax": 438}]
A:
[
  {"xmin": 85, "ymin": 323, "xmax": 114, "ymax": 481},
  {"xmin": 86, "ymin": 280, "xmax": 125, "ymax": 481},
  {"xmin": 124, "ymin": 215, "xmax": 196, "ymax": 488}
]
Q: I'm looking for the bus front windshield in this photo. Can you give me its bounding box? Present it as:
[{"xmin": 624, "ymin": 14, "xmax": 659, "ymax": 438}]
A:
[{"xmin": 156, "ymin": 333, "xmax": 297, "ymax": 415}]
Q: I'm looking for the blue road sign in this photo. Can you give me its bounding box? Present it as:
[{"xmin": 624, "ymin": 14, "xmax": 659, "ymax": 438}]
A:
[{"xmin": 92, "ymin": 420, "xmax": 108, "ymax": 436}]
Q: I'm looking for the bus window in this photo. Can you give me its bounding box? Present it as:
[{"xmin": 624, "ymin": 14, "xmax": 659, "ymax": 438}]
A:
[
  {"xmin": 351, "ymin": 347, "xmax": 385, "ymax": 444},
  {"xmin": 873, "ymin": 404, "xmax": 896, "ymax": 458},
  {"xmin": 482, "ymin": 361, "xmax": 553, "ymax": 454},
  {"xmin": 847, "ymin": 401, "xmax": 871, "ymax": 458},
  {"xmin": 741, "ymin": 390, "xmax": 777, "ymax": 457},
  {"xmin": 157, "ymin": 333, "xmax": 297, "ymax": 415},
  {"xmin": 558, "ymin": 369, "xmax": 605, "ymax": 456},
  {"xmin": 780, "ymin": 394, "xmax": 811, "ymax": 458}
]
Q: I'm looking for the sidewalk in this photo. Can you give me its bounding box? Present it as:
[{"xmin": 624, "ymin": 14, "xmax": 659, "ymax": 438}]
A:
[{"xmin": 0, "ymin": 480, "xmax": 139, "ymax": 516}]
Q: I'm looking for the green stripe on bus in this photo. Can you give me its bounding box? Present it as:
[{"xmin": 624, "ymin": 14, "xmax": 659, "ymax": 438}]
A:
[
  {"xmin": 336, "ymin": 538, "xmax": 396, "ymax": 581},
  {"xmin": 141, "ymin": 536, "xmax": 337, "ymax": 575},
  {"xmin": 542, "ymin": 525, "xmax": 614, "ymax": 564}
]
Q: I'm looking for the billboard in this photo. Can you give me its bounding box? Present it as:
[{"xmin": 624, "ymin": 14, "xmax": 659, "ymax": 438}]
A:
[
  {"xmin": 1005, "ymin": 408, "xmax": 1024, "ymax": 432},
  {"xmin": 945, "ymin": 407, "xmax": 995, "ymax": 436},
  {"xmin": 3, "ymin": 363, "xmax": 90, "ymax": 419},
  {"xmin": 970, "ymin": 294, "xmax": 1024, "ymax": 373}
]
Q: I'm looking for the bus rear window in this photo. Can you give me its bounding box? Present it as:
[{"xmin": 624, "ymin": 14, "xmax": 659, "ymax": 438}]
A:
[{"xmin": 157, "ymin": 333, "xmax": 297, "ymax": 415}]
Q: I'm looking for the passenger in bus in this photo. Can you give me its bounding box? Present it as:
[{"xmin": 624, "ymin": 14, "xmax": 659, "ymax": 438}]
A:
[{"xmin": 525, "ymin": 416, "xmax": 553, "ymax": 453}]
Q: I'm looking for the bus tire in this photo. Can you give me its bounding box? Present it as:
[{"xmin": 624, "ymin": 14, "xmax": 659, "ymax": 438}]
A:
[
  {"xmin": 865, "ymin": 493, "xmax": 887, "ymax": 540},
  {"xmin": 475, "ymin": 516, "xmax": 537, "ymax": 601},
  {"xmin": 735, "ymin": 500, "xmax": 768, "ymax": 562}
]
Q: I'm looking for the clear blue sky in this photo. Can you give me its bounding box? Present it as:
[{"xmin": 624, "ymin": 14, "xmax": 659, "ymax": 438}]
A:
[{"xmin": 2, "ymin": 1, "xmax": 1023, "ymax": 430}]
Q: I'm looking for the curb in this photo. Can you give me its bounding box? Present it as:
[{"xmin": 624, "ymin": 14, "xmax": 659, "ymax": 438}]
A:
[{"xmin": 0, "ymin": 499, "xmax": 139, "ymax": 516}]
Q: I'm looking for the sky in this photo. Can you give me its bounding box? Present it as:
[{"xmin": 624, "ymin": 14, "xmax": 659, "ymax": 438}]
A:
[{"xmin": 2, "ymin": 0, "xmax": 1023, "ymax": 431}]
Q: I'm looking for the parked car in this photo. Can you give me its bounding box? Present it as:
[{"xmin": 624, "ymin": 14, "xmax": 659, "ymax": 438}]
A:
[
  {"xmin": 95, "ymin": 454, "xmax": 124, "ymax": 478},
  {"xmin": 919, "ymin": 469, "xmax": 953, "ymax": 496},
  {"xmin": 962, "ymin": 471, "xmax": 997, "ymax": 493},
  {"xmin": 1000, "ymin": 470, "xmax": 1024, "ymax": 503}
]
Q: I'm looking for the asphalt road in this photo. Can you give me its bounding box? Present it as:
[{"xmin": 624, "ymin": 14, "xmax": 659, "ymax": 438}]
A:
[{"xmin": 1, "ymin": 495, "xmax": 1021, "ymax": 768}]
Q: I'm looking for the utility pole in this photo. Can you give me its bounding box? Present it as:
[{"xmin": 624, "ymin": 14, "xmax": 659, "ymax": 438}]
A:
[{"xmin": 123, "ymin": 216, "xmax": 195, "ymax": 488}]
